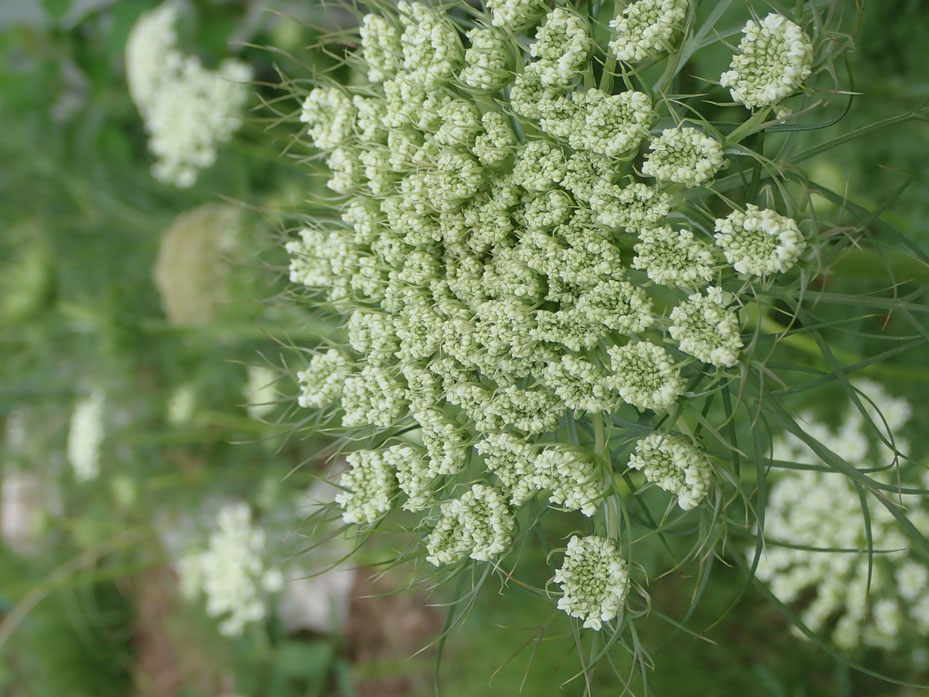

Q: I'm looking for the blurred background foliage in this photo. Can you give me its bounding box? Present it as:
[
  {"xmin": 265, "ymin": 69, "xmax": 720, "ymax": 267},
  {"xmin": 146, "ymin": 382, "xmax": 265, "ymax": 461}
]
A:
[{"xmin": 1, "ymin": 0, "xmax": 929, "ymax": 696}]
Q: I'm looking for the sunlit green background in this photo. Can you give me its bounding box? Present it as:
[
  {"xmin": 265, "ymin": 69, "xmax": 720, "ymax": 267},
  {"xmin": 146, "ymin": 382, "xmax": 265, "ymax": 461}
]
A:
[{"xmin": 2, "ymin": 1, "xmax": 929, "ymax": 696}]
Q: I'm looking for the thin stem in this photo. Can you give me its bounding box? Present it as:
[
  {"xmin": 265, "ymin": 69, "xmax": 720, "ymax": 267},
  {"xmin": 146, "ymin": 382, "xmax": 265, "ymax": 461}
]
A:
[
  {"xmin": 725, "ymin": 107, "xmax": 772, "ymax": 144},
  {"xmin": 789, "ymin": 104, "xmax": 929, "ymax": 164}
]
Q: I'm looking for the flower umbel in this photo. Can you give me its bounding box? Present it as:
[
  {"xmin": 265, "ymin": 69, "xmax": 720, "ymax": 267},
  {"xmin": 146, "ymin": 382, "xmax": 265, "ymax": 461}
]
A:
[
  {"xmin": 279, "ymin": 0, "xmax": 860, "ymax": 660},
  {"xmin": 554, "ymin": 535, "xmax": 630, "ymax": 630},
  {"xmin": 608, "ymin": 0, "xmax": 688, "ymax": 63},
  {"xmin": 720, "ymin": 13, "xmax": 814, "ymax": 110},
  {"xmin": 760, "ymin": 387, "xmax": 928, "ymax": 654},
  {"xmin": 641, "ymin": 126, "xmax": 727, "ymax": 188},
  {"xmin": 627, "ymin": 433, "xmax": 712, "ymax": 510},
  {"xmin": 714, "ymin": 204, "xmax": 806, "ymax": 276}
]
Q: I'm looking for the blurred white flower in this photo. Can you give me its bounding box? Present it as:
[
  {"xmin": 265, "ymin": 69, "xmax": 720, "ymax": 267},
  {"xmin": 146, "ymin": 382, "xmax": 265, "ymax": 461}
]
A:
[
  {"xmin": 126, "ymin": 2, "xmax": 252, "ymax": 187},
  {"xmin": 245, "ymin": 366, "xmax": 277, "ymax": 420},
  {"xmin": 166, "ymin": 383, "xmax": 196, "ymax": 426},
  {"xmin": 67, "ymin": 389, "xmax": 105, "ymax": 482},
  {"xmin": 153, "ymin": 204, "xmax": 238, "ymax": 326},
  {"xmin": 760, "ymin": 382, "xmax": 927, "ymax": 654},
  {"xmin": 177, "ymin": 502, "xmax": 282, "ymax": 636}
]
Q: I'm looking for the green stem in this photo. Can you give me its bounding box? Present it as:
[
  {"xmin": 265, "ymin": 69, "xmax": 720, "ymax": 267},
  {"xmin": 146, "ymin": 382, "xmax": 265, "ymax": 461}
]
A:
[
  {"xmin": 725, "ymin": 107, "xmax": 772, "ymax": 145},
  {"xmin": 592, "ymin": 412, "xmax": 607, "ymax": 461},
  {"xmin": 789, "ymin": 106, "xmax": 929, "ymax": 164},
  {"xmin": 597, "ymin": 0, "xmax": 625, "ymax": 93},
  {"xmin": 758, "ymin": 315, "xmax": 929, "ymax": 383}
]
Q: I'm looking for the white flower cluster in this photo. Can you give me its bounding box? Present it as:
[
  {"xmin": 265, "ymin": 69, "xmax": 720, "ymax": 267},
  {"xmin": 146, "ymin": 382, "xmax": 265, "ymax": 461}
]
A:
[
  {"xmin": 153, "ymin": 204, "xmax": 239, "ymax": 327},
  {"xmin": 299, "ymin": 88, "xmax": 354, "ymax": 151},
  {"xmin": 627, "ymin": 433, "xmax": 712, "ymax": 510},
  {"xmin": 607, "ymin": 341, "xmax": 685, "ymax": 412},
  {"xmin": 529, "ymin": 8, "xmax": 592, "ymax": 85},
  {"xmin": 335, "ymin": 448, "xmax": 399, "ymax": 524},
  {"xmin": 531, "ymin": 447, "xmax": 606, "ymax": 516},
  {"xmin": 571, "ymin": 90, "xmax": 656, "ymax": 157},
  {"xmin": 426, "ymin": 484, "xmax": 516, "ymax": 565},
  {"xmin": 286, "ymin": 1, "xmax": 821, "ymax": 632},
  {"xmin": 297, "ymin": 349, "xmax": 351, "ymax": 408},
  {"xmin": 476, "ymin": 433, "xmax": 537, "ymax": 504},
  {"xmin": 632, "ymin": 226, "xmax": 715, "ymax": 287},
  {"xmin": 759, "ymin": 384, "xmax": 929, "ymax": 653},
  {"xmin": 359, "ymin": 15, "xmax": 402, "ymax": 83},
  {"xmin": 609, "ymin": 0, "xmax": 688, "ymax": 63},
  {"xmin": 392, "ymin": 444, "xmax": 435, "ymax": 511},
  {"xmin": 641, "ymin": 127, "xmax": 727, "ymax": 188},
  {"xmin": 486, "ymin": 0, "xmax": 547, "ymax": 32},
  {"xmin": 554, "ymin": 535, "xmax": 630, "ymax": 630},
  {"xmin": 400, "ymin": 0, "xmax": 463, "ymax": 86},
  {"xmin": 720, "ymin": 13, "xmax": 814, "ymax": 110},
  {"xmin": 714, "ymin": 204, "xmax": 806, "ymax": 276},
  {"xmin": 125, "ymin": 2, "xmax": 251, "ymax": 187},
  {"xmin": 542, "ymin": 355, "xmax": 615, "ymax": 413},
  {"xmin": 669, "ymin": 287, "xmax": 743, "ymax": 368},
  {"xmin": 67, "ymin": 389, "xmax": 106, "ymax": 482},
  {"xmin": 461, "ymin": 28, "xmax": 512, "ymax": 90},
  {"xmin": 177, "ymin": 502, "xmax": 284, "ymax": 636}
]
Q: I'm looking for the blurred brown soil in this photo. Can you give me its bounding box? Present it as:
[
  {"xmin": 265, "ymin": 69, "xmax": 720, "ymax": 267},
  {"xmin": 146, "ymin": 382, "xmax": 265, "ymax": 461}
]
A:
[
  {"xmin": 130, "ymin": 566, "xmax": 441, "ymax": 697},
  {"xmin": 346, "ymin": 573, "xmax": 443, "ymax": 697},
  {"xmin": 131, "ymin": 567, "xmax": 228, "ymax": 697}
]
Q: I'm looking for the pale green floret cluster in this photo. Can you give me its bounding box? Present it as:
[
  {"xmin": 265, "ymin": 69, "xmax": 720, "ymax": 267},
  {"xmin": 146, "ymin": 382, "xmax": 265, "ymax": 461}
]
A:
[
  {"xmin": 296, "ymin": 349, "xmax": 351, "ymax": 408},
  {"xmin": 761, "ymin": 386, "xmax": 929, "ymax": 653},
  {"xmin": 341, "ymin": 366, "xmax": 407, "ymax": 428},
  {"xmin": 532, "ymin": 447, "xmax": 605, "ymax": 516},
  {"xmin": 336, "ymin": 449, "xmax": 399, "ymax": 524},
  {"xmin": 286, "ymin": 0, "xmax": 826, "ymax": 633},
  {"xmin": 300, "ymin": 87, "xmax": 354, "ymax": 151},
  {"xmin": 67, "ymin": 390, "xmax": 106, "ymax": 482},
  {"xmin": 589, "ymin": 182, "xmax": 670, "ymax": 230},
  {"xmin": 435, "ymin": 100, "xmax": 481, "ymax": 148},
  {"xmin": 714, "ymin": 204, "xmax": 806, "ymax": 276},
  {"xmin": 607, "ymin": 341, "xmax": 684, "ymax": 412},
  {"xmin": 641, "ymin": 127, "xmax": 727, "ymax": 188},
  {"xmin": 542, "ymin": 355, "xmax": 616, "ymax": 414},
  {"xmin": 554, "ymin": 535, "xmax": 630, "ymax": 630},
  {"xmin": 415, "ymin": 408, "xmax": 469, "ymax": 475},
  {"xmin": 353, "ymin": 96, "xmax": 387, "ymax": 142},
  {"xmin": 476, "ymin": 433, "xmax": 537, "ymax": 504},
  {"xmin": 326, "ymin": 147, "xmax": 359, "ymax": 194},
  {"xmin": 347, "ymin": 311, "xmax": 398, "ymax": 365},
  {"xmin": 570, "ymin": 90, "xmax": 656, "ymax": 157},
  {"xmin": 627, "ymin": 433, "xmax": 711, "ymax": 510},
  {"xmin": 486, "ymin": 0, "xmax": 547, "ymax": 32},
  {"xmin": 126, "ymin": 2, "xmax": 252, "ymax": 187},
  {"xmin": 609, "ymin": 0, "xmax": 688, "ymax": 63},
  {"xmin": 461, "ymin": 27, "xmax": 513, "ymax": 90},
  {"xmin": 472, "ymin": 111, "xmax": 517, "ymax": 165},
  {"xmin": 669, "ymin": 287, "xmax": 743, "ymax": 367},
  {"xmin": 380, "ymin": 444, "xmax": 434, "ymax": 511},
  {"xmin": 529, "ymin": 8, "xmax": 592, "ymax": 85},
  {"xmin": 398, "ymin": 1, "xmax": 463, "ymax": 87},
  {"xmin": 632, "ymin": 226, "xmax": 715, "ymax": 287},
  {"xmin": 426, "ymin": 483, "xmax": 516, "ymax": 565},
  {"xmin": 720, "ymin": 13, "xmax": 814, "ymax": 110},
  {"xmin": 360, "ymin": 14, "xmax": 402, "ymax": 83}
]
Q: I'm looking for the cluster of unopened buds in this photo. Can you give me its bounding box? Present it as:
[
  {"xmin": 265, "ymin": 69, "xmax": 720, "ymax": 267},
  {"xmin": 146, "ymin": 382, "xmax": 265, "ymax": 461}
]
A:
[{"xmin": 287, "ymin": 0, "xmax": 816, "ymax": 631}]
